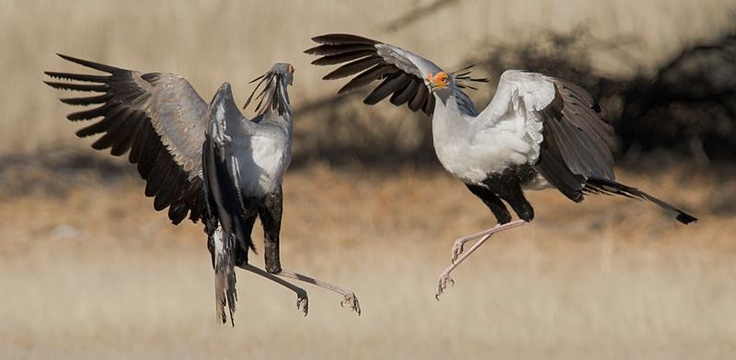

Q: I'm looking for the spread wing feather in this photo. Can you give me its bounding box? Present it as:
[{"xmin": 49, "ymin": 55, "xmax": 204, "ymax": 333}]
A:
[
  {"xmin": 45, "ymin": 54, "xmax": 209, "ymax": 224},
  {"xmin": 535, "ymin": 78, "xmax": 616, "ymax": 196},
  {"xmin": 306, "ymin": 34, "xmax": 444, "ymax": 115}
]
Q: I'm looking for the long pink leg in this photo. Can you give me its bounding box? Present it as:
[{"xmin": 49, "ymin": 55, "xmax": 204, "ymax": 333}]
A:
[
  {"xmin": 239, "ymin": 264, "xmax": 309, "ymax": 316},
  {"xmin": 451, "ymin": 226, "xmax": 508, "ymax": 263},
  {"xmin": 277, "ymin": 269, "xmax": 361, "ymax": 315},
  {"xmin": 436, "ymin": 220, "xmax": 527, "ymax": 299}
]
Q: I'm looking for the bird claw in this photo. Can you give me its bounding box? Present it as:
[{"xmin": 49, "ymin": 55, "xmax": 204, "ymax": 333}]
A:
[
  {"xmin": 435, "ymin": 273, "xmax": 455, "ymax": 300},
  {"xmin": 340, "ymin": 293, "xmax": 362, "ymax": 316},
  {"xmin": 451, "ymin": 242, "xmax": 465, "ymax": 263},
  {"xmin": 296, "ymin": 291, "xmax": 309, "ymax": 316}
]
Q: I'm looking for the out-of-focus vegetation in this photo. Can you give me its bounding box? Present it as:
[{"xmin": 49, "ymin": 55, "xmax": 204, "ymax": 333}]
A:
[
  {"xmin": 619, "ymin": 31, "xmax": 736, "ymax": 162},
  {"xmin": 3, "ymin": 0, "xmax": 734, "ymax": 168}
]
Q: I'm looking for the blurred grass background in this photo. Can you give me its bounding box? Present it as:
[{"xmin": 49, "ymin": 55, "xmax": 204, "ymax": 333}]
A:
[
  {"xmin": 2, "ymin": 0, "xmax": 736, "ymax": 358},
  {"xmin": 3, "ymin": 0, "xmax": 733, "ymax": 158}
]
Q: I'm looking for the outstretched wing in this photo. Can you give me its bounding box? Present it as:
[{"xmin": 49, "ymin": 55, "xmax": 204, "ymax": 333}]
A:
[
  {"xmin": 45, "ymin": 54, "xmax": 209, "ymax": 224},
  {"xmin": 479, "ymin": 70, "xmax": 616, "ymax": 201},
  {"xmin": 306, "ymin": 33, "xmax": 442, "ymax": 115}
]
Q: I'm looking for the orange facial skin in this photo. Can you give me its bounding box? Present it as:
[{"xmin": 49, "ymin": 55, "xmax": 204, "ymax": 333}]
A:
[{"xmin": 427, "ymin": 72, "xmax": 450, "ymax": 91}]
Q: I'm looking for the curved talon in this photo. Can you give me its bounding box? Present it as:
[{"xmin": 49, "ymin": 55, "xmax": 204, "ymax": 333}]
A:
[
  {"xmin": 340, "ymin": 293, "xmax": 362, "ymax": 315},
  {"xmin": 451, "ymin": 242, "xmax": 464, "ymax": 263},
  {"xmin": 435, "ymin": 274, "xmax": 454, "ymax": 300}
]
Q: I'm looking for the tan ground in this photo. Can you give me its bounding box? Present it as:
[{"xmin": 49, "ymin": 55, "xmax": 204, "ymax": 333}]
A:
[{"xmin": 1, "ymin": 160, "xmax": 733, "ymax": 359}]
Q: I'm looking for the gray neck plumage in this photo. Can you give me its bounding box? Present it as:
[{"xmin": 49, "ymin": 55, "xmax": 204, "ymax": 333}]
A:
[{"xmin": 255, "ymin": 110, "xmax": 293, "ymax": 134}]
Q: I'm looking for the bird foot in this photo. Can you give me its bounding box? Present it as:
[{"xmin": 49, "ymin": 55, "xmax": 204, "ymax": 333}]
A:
[
  {"xmin": 340, "ymin": 292, "xmax": 362, "ymax": 315},
  {"xmin": 451, "ymin": 241, "xmax": 465, "ymax": 264},
  {"xmin": 435, "ymin": 271, "xmax": 455, "ymax": 300},
  {"xmin": 296, "ymin": 290, "xmax": 309, "ymax": 316}
]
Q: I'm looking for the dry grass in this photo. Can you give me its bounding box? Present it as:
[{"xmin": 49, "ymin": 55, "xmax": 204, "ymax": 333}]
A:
[
  {"xmin": 0, "ymin": 162, "xmax": 734, "ymax": 359},
  {"xmin": 2, "ymin": 0, "xmax": 733, "ymax": 155}
]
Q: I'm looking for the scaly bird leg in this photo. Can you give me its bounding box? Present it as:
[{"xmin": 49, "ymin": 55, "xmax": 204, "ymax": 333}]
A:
[
  {"xmin": 276, "ymin": 268, "xmax": 361, "ymax": 315},
  {"xmin": 450, "ymin": 220, "xmax": 528, "ymax": 263},
  {"xmin": 239, "ymin": 263, "xmax": 309, "ymax": 316},
  {"xmin": 437, "ymin": 219, "xmax": 527, "ymax": 299}
]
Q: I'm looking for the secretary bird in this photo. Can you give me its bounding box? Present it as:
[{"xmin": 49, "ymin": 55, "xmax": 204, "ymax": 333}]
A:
[
  {"xmin": 306, "ymin": 33, "xmax": 697, "ymax": 298},
  {"xmin": 45, "ymin": 55, "xmax": 360, "ymax": 325}
]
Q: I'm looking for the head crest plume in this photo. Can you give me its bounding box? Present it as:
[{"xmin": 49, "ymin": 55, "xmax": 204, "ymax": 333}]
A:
[
  {"xmin": 451, "ymin": 64, "xmax": 489, "ymax": 91},
  {"xmin": 243, "ymin": 66, "xmax": 292, "ymax": 116}
]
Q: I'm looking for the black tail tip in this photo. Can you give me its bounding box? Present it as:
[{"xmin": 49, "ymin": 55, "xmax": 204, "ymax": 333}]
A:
[{"xmin": 676, "ymin": 212, "xmax": 698, "ymax": 225}]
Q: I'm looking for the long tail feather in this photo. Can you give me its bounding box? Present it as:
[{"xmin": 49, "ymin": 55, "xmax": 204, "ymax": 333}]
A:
[
  {"xmin": 212, "ymin": 227, "xmax": 237, "ymax": 326},
  {"xmin": 585, "ymin": 177, "xmax": 697, "ymax": 224}
]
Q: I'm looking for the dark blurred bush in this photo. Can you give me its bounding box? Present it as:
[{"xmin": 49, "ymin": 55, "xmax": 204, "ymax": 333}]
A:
[
  {"xmin": 618, "ymin": 32, "xmax": 736, "ymax": 162},
  {"xmin": 292, "ymin": 93, "xmax": 435, "ymax": 168}
]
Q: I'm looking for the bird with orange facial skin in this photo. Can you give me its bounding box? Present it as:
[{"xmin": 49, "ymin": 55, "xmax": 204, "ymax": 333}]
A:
[{"xmin": 306, "ymin": 33, "xmax": 697, "ymax": 298}]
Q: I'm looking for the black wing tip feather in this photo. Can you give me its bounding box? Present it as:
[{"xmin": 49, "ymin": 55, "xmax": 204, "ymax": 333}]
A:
[
  {"xmin": 335, "ymin": 64, "xmax": 393, "ymax": 95},
  {"xmin": 44, "ymin": 54, "xmax": 122, "ymax": 92},
  {"xmin": 54, "ymin": 53, "xmax": 123, "ymax": 74},
  {"xmin": 43, "ymin": 80, "xmax": 109, "ymax": 93},
  {"xmin": 322, "ymin": 56, "xmax": 383, "ymax": 81},
  {"xmin": 305, "ymin": 34, "xmax": 380, "ymax": 56},
  {"xmin": 309, "ymin": 33, "xmax": 379, "ymax": 46}
]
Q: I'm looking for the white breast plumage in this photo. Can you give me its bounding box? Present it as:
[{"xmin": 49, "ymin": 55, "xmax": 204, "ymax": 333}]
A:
[
  {"xmin": 228, "ymin": 128, "xmax": 290, "ymax": 197},
  {"xmin": 431, "ymin": 94, "xmax": 543, "ymax": 184}
]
